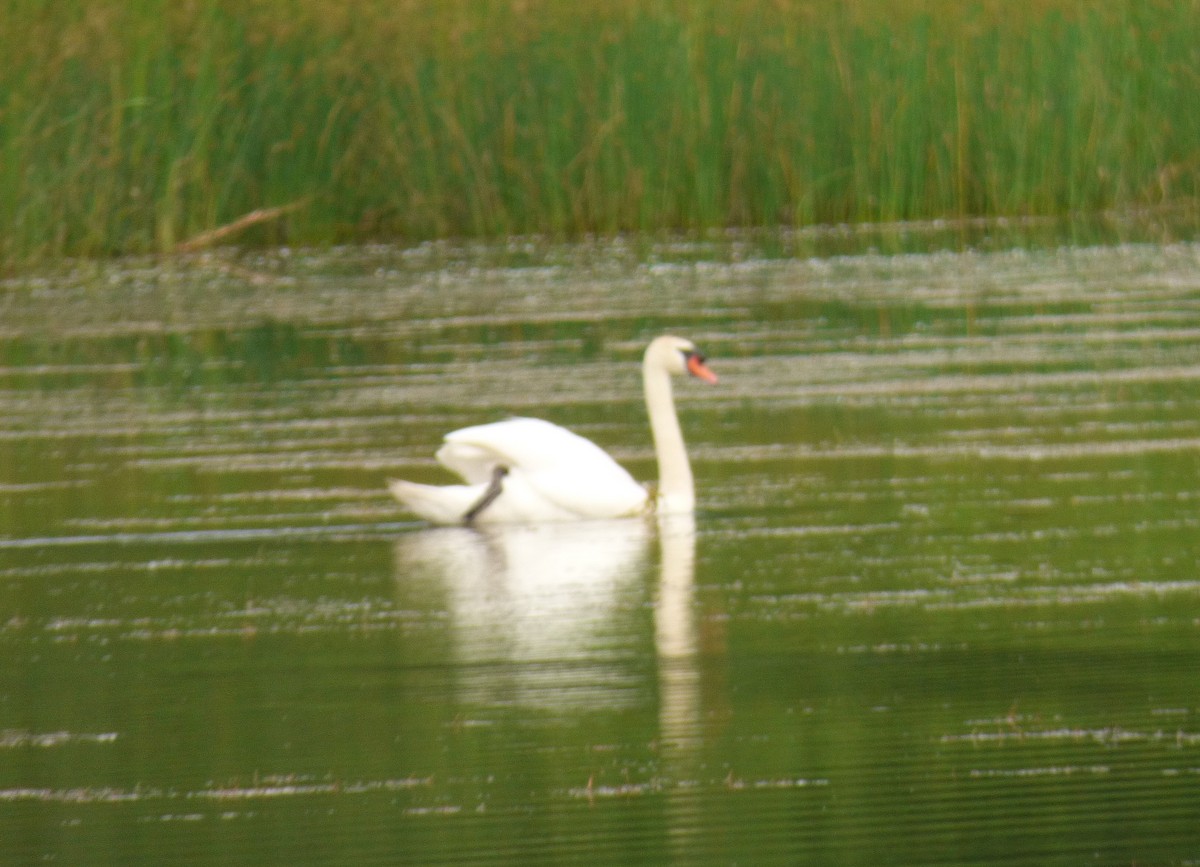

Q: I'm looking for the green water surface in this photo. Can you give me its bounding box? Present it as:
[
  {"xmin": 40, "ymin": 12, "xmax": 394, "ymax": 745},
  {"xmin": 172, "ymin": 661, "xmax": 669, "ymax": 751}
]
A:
[{"xmin": 2, "ymin": 232, "xmax": 1199, "ymax": 864}]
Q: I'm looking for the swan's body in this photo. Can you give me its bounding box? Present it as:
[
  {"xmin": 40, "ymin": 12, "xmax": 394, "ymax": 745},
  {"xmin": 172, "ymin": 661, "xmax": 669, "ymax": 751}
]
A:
[{"xmin": 389, "ymin": 335, "xmax": 717, "ymax": 524}]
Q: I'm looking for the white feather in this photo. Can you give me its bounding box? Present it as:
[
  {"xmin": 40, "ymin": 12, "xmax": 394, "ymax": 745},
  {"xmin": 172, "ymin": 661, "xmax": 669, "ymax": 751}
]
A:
[{"xmin": 389, "ymin": 335, "xmax": 715, "ymax": 524}]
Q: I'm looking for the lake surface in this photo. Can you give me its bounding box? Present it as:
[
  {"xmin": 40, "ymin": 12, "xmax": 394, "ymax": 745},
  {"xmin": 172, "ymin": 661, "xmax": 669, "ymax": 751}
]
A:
[{"xmin": 3, "ymin": 227, "xmax": 1200, "ymax": 864}]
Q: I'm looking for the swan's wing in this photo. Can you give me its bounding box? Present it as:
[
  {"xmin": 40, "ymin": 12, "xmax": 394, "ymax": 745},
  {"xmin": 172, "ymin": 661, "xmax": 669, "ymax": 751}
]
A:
[
  {"xmin": 439, "ymin": 417, "xmax": 648, "ymax": 518},
  {"xmin": 388, "ymin": 479, "xmax": 490, "ymax": 524},
  {"xmin": 441, "ymin": 418, "xmax": 611, "ymax": 474},
  {"xmin": 435, "ymin": 440, "xmax": 504, "ymax": 485},
  {"xmin": 389, "ymin": 475, "xmax": 582, "ymax": 524}
]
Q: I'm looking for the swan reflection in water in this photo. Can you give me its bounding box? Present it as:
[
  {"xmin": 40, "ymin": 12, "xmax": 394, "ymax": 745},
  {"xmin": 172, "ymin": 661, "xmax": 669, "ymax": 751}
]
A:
[
  {"xmin": 393, "ymin": 515, "xmax": 703, "ymax": 726},
  {"xmin": 654, "ymin": 513, "xmax": 703, "ymax": 757}
]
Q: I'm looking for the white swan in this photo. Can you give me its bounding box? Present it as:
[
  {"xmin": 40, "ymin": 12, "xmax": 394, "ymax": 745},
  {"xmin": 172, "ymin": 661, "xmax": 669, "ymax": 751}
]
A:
[{"xmin": 389, "ymin": 335, "xmax": 717, "ymax": 524}]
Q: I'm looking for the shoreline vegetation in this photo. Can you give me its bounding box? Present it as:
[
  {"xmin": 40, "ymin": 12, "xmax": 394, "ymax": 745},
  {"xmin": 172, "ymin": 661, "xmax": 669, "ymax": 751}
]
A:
[{"xmin": 3, "ymin": 0, "xmax": 1199, "ymax": 268}]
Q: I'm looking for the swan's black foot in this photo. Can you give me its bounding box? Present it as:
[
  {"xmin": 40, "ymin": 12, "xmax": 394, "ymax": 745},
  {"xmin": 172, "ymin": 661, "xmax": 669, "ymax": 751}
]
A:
[{"xmin": 463, "ymin": 465, "xmax": 509, "ymax": 523}]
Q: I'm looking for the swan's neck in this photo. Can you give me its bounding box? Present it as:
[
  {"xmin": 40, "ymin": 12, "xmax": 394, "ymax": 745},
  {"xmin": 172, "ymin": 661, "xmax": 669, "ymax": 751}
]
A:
[{"xmin": 644, "ymin": 362, "xmax": 694, "ymax": 514}]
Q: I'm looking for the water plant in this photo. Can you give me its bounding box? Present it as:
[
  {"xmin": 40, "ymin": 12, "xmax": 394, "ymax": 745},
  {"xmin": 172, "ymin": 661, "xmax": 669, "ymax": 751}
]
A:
[{"xmin": 2, "ymin": 0, "xmax": 1198, "ymax": 266}]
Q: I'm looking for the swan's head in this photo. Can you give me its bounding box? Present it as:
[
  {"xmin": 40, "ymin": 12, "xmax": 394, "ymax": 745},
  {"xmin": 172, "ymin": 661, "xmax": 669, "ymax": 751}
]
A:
[{"xmin": 645, "ymin": 335, "xmax": 718, "ymax": 383}]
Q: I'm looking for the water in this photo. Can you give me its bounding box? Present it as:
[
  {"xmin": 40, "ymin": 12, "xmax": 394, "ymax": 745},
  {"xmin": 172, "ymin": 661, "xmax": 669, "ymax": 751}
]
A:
[{"xmin": 3, "ymin": 231, "xmax": 1200, "ymax": 864}]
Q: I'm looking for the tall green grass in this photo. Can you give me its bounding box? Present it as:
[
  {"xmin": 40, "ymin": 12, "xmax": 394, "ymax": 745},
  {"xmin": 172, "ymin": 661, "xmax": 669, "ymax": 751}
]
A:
[{"xmin": 2, "ymin": 0, "xmax": 1198, "ymax": 266}]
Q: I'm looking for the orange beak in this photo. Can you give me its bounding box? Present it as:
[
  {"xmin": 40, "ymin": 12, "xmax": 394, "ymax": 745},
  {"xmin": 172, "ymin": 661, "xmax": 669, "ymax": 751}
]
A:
[{"xmin": 686, "ymin": 352, "xmax": 718, "ymax": 384}]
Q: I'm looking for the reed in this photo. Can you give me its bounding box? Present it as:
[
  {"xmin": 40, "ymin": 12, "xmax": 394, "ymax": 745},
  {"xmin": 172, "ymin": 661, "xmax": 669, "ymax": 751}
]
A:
[{"xmin": 2, "ymin": 0, "xmax": 1197, "ymax": 266}]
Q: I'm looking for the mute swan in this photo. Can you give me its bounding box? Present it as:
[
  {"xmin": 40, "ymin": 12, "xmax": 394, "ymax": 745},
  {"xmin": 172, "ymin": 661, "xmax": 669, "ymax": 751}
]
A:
[{"xmin": 389, "ymin": 335, "xmax": 717, "ymax": 524}]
